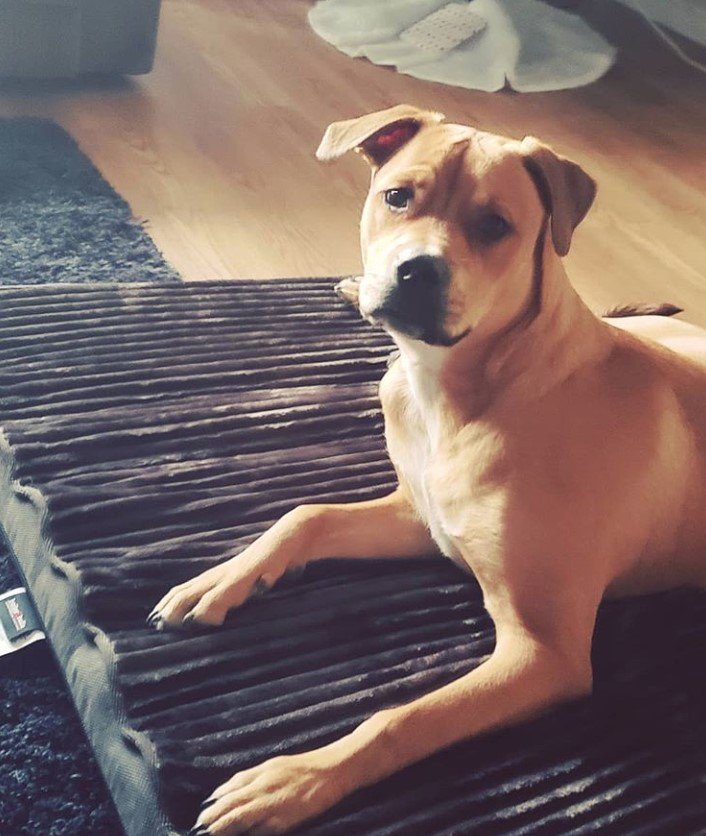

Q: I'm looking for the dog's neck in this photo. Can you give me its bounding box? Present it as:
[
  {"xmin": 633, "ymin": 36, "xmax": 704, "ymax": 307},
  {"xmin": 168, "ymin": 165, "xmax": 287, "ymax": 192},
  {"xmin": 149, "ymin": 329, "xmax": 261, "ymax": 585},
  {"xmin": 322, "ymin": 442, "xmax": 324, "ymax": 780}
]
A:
[{"xmin": 392, "ymin": 239, "xmax": 613, "ymax": 424}]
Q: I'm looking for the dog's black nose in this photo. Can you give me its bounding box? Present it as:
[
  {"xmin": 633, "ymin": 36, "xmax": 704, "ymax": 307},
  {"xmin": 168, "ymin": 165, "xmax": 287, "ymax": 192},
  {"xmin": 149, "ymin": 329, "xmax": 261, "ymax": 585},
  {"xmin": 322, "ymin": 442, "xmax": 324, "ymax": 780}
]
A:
[
  {"xmin": 396, "ymin": 255, "xmax": 449, "ymax": 286},
  {"xmin": 369, "ymin": 253, "xmax": 452, "ymax": 344}
]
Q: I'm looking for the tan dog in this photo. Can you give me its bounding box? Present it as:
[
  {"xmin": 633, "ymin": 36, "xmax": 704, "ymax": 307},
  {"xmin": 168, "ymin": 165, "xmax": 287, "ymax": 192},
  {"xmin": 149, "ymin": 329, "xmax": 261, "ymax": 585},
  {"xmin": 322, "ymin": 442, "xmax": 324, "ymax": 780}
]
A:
[{"xmin": 150, "ymin": 105, "xmax": 706, "ymax": 836}]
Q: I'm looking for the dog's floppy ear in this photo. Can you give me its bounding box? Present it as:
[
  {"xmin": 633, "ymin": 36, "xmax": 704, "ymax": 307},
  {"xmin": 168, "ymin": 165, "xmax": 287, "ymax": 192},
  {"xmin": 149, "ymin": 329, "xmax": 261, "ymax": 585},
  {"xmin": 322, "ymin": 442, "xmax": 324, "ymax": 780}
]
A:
[
  {"xmin": 520, "ymin": 137, "xmax": 596, "ymax": 257},
  {"xmin": 316, "ymin": 105, "xmax": 445, "ymax": 168}
]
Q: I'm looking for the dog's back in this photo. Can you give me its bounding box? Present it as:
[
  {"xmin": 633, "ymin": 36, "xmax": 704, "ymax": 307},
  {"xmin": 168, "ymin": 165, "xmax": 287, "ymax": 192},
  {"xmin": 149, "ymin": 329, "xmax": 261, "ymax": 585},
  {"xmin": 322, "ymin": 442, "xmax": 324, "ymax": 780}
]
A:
[{"xmin": 604, "ymin": 311, "xmax": 706, "ymax": 586}]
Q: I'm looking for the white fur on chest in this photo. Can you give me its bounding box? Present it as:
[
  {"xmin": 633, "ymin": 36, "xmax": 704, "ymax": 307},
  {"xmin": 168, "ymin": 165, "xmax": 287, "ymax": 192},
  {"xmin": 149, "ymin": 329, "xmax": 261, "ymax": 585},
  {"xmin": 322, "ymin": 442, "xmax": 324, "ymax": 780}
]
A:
[
  {"xmin": 411, "ymin": 472, "xmax": 463, "ymax": 565},
  {"xmin": 399, "ymin": 419, "xmax": 460, "ymax": 561},
  {"xmin": 382, "ymin": 347, "xmax": 465, "ymax": 565}
]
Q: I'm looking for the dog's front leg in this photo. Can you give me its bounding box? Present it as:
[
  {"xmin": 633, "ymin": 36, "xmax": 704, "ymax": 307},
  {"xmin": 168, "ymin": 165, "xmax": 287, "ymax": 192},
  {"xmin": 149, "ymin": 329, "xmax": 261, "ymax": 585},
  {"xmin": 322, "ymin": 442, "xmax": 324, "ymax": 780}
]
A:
[
  {"xmin": 192, "ymin": 625, "xmax": 594, "ymax": 835},
  {"xmin": 150, "ymin": 487, "xmax": 435, "ymax": 629}
]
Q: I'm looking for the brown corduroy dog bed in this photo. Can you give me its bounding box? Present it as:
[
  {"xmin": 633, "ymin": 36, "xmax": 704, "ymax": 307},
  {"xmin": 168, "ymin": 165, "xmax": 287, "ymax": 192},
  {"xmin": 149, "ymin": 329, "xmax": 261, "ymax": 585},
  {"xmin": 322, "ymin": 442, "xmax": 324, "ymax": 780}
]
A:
[{"xmin": 0, "ymin": 279, "xmax": 704, "ymax": 836}]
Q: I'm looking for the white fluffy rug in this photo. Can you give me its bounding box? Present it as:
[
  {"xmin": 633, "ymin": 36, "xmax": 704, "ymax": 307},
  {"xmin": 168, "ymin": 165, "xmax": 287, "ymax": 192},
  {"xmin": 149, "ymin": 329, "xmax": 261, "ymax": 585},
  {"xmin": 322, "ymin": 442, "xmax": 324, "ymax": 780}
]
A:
[{"xmin": 308, "ymin": 0, "xmax": 705, "ymax": 93}]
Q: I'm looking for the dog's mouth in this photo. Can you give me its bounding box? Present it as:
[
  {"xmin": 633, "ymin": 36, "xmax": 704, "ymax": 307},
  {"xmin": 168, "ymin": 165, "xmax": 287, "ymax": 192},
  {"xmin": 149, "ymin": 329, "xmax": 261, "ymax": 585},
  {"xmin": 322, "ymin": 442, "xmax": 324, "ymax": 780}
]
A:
[
  {"xmin": 366, "ymin": 305, "xmax": 470, "ymax": 347},
  {"xmin": 432, "ymin": 324, "xmax": 471, "ymax": 347}
]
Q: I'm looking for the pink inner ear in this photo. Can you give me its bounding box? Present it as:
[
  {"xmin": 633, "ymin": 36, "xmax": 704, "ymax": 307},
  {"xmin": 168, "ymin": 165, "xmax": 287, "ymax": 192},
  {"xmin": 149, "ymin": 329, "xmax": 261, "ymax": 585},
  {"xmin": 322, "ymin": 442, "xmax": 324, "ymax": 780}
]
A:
[{"xmin": 363, "ymin": 120, "xmax": 419, "ymax": 165}]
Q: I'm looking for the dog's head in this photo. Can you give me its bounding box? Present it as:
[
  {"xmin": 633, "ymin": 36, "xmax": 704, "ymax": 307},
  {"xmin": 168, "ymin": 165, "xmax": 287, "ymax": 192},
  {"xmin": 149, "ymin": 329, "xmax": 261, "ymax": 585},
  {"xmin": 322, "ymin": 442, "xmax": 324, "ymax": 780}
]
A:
[{"xmin": 317, "ymin": 105, "xmax": 595, "ymax": 348}]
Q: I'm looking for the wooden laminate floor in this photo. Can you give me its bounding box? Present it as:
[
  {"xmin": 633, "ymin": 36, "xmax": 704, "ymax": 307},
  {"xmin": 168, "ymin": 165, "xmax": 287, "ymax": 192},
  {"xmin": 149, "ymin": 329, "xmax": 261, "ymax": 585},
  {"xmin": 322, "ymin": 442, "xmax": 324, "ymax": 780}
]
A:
[{"xmin": 0, "ymin": 0, "xmax": 704, "ymax": 323}]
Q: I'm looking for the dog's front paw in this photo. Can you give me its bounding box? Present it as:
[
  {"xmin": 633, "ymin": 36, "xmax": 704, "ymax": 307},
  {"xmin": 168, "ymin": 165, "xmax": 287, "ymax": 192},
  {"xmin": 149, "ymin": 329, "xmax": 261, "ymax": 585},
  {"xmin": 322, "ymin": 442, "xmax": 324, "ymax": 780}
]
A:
[
  {"xmin": 147, "ymin": 557, "xmax": 273, "ymax": 631},
  {"xmin": 192, "ymin": 753, "xmax": 343, "ymax": 835}
]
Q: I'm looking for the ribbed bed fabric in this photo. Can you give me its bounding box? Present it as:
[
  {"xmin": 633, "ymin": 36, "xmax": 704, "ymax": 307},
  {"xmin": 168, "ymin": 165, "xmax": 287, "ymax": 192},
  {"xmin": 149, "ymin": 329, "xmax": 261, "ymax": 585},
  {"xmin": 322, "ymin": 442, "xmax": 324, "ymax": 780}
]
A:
[{"xmin": 0, "ymin": 280, "xmax": 703, "ymax": 835}]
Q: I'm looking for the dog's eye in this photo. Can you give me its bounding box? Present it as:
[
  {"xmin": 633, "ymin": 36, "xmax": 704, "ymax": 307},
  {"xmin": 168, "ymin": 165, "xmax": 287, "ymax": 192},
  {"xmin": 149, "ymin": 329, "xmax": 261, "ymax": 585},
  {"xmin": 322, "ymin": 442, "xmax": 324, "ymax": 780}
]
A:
[
  {"xmin": 477, "ymin": 213, "xmax": 512, "ymax": 244},
  {"xmin": 384, "ymin": 187, "xmax": 413, "ymax": 211}
]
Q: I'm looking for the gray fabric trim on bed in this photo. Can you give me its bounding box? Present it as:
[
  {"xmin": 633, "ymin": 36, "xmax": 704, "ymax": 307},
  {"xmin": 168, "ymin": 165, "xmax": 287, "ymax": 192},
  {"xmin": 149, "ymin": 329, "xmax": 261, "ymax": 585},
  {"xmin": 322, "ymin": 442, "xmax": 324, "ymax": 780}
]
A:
[{"xmin": 0, "ymin": 433, "xmax": 174, "ymax": 836}]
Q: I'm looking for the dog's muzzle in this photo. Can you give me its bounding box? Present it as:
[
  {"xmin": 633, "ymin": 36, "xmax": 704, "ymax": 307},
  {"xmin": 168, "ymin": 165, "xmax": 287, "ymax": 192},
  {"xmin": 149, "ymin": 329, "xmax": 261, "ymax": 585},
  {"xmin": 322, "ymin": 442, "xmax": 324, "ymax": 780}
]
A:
[{"xmin": 366, "ymin": 254, "xmax": 456, "ymax": 345}]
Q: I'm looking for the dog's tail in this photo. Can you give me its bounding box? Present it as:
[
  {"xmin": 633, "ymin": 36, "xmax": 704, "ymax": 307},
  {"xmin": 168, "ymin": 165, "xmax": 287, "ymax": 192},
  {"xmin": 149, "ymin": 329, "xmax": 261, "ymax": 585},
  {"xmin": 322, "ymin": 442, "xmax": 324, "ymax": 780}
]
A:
[
  {"xmin": 334, "ymin": 275, "xmax": 361, "ymax": 307},
  {"xmin": 603, "ymin": 302, "xmax": 683, "ymax": 319}
]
